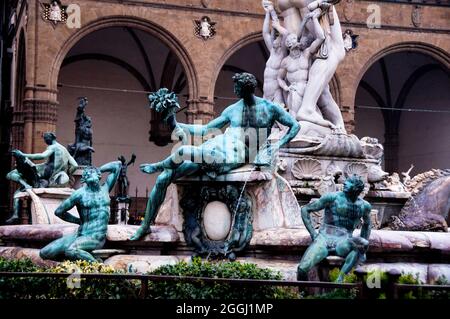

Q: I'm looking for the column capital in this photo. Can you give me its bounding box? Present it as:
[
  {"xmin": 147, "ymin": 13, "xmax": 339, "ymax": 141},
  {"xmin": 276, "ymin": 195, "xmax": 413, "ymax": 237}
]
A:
[{"xmin": 23, "ymin": 99, "xmax": 57, "ymax": 124}]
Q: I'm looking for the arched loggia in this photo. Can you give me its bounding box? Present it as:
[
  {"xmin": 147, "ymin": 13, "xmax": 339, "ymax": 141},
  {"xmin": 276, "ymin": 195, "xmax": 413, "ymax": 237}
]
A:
[
  {"xmin": 56, "ymin": 25, "xmax": 191, "ymax": 204},
  {"xmin": 355, "ymin": 50, "xmax": 450, "ymax": 174}
]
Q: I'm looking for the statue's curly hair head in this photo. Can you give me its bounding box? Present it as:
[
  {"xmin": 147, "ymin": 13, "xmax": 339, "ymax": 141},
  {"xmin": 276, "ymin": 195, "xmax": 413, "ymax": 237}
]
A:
[
  {"xmin": 232, "ymin": 73, "xmax": 257, "ymax": 97},
  {"xmin": 148, "ymin": 88, "xmax": 180, "ymax": 121},
  {"xmin": 81, "ymin": 166, "xmax": 102, "ymax": 184},
  {"xmin": 43, "ymin": 132, "xmax": 56, "ymax": 140},
  {"xmin": 345, "ymin": 175, "xmax": 366, "ymax": 194}
]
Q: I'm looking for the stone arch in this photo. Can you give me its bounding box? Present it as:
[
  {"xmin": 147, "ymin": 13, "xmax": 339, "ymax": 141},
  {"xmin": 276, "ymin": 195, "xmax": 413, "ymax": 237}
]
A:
[
  {"xmin": 353, "ymin": 41, "xmax": 450, "ymax": 105},
  {"xmin": 50, "ymin": 16, "xmax": 198, "ymax": 101},
  {"xmin": 354, "ymin": 43, "xmax": 450, "ymax": 173},
  {"xmin": 210, "ymin": 31, "xmax": 263, "ymax": 100}
]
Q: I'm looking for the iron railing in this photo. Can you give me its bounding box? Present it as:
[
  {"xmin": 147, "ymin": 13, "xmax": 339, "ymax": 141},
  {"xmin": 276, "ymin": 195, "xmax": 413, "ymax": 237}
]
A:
[{"xmin": 0, "ymin": 270, "xmax": 449, "ymax": 299}]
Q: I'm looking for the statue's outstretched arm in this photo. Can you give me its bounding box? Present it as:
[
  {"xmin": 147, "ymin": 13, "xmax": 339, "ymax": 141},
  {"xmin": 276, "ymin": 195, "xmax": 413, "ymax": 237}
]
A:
[
  {"xmin": 304, "ymin": 10, "xmax": 325, "ymax": 55},
  {"xmin": 127, "ymin": 153, "xmax": 137, "ymax": 166},
  {"xmin": 271, "ymin": 19, "xmax": 288, "ymax": 37},
  {"xmin": 298, "ymin": 10, "xmax": 316, "ymax": 37},
  {"xmin": 262, "ymin": 7, "xmax": 273, "ymax": 50},
  {"xmin": 22, "ymin": 148, "xmax": 53, "ymax": 161},
  {"xmin": 100, "ymin": 161, "xmax": 122, "ymax": 193},
  {"xmin": 360, "ymin": 202, "xmax": 372, "ymax": 240},
  {"xmin": 301, "ymin": 194, "xmax": 335, "ymax": 240},
  {"xmin": 273, "ymin": 103, "xmax": 300, "ymax": 148},
  {"xmin": 177, "ymin": 112, "xmax": 230, "ymax": 136},
  {"xmin": 55, "ymin": 193, "xmax": 81, "ymax": 224}
]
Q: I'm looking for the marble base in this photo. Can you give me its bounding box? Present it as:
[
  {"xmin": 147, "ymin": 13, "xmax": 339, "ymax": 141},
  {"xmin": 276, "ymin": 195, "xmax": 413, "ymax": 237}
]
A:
[
  {"xmin": 15, "ymin": 188, "xmax": 79, "ymax": 225},
  {"xmin": 156, "ymin": 166, "xmax": 303, "ymax": 236},
  {"xmin": 276, "ymin": 152, "xmax": 410, "ymax": 228},
  {"xmin": 278, "ymin": 153, "xmax": 382, "ymax": 186},
  {"xmin": 1, "ymin": 224, "xmax": 448, "ymax": 254},
  {"xmin": 0, "ymin": 224, "xmax": 179, "ymax": 244},
  {"xmin": 1, "ymin": 223, "xmax": 449, "ymax": 283}
]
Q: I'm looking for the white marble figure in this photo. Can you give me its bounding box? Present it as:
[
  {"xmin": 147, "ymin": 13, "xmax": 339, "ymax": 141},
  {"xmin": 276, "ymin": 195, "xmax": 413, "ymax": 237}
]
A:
[
  {"xmin": 275, "ymin": 14, "xmax": 322, "ymax": 118},
  {"xmin": 49, "ymin": 1, "xmax": 62, "ymax": 22},
  {"xmin": 343, "ymin": 29, "xmax": 354, "ymax": 51},
  {"xmin": 262, "ymin": 1, "xmax": 287, "ymax": 107},
  {"xmin": 271, "ymin": 0, "xmax": 346, "ymax": 133},
  {"xmin": 200, "ymin": 17, "xmax": 212, "ymax": 38}
]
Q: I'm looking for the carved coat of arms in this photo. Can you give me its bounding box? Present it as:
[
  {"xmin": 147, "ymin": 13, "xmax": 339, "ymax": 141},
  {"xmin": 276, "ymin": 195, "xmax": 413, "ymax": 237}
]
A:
[
  {"xmin": 41, "ymin": 0, "xmax": 68, "ymax": 27},
  {"xmin": 343, "ymin": 0, "xmax": 354, "ymax": 22},
  {"xmin": 194, "ymin": 16, "xmax": 216, "ymax": 41},
  {"xmin": 412, "ymin": 5, "xmax": 422, "ymax": 28}
]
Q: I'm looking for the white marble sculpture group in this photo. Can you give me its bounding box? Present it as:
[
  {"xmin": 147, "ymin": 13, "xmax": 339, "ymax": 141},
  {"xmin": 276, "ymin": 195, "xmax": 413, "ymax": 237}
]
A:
[{"xmin": 262, "ymin": 0, "xmax": 346, "ymax": 138}]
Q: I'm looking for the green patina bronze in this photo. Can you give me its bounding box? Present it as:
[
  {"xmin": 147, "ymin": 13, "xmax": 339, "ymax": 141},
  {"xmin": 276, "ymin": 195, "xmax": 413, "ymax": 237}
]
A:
[
  {"xmin": 298, "ymin": 175, "xmax": 372, "ymax": 282},
  {"xmin": 131, "ymin": 73, "xmax": 300, "ymax": 241},
  {"xmin": 6, "ymin": 132, "xmax": 78, "ymax": 224},
  {"xmin": 39, "ymin": 161, "xmax": 121, "ymax": 262}
]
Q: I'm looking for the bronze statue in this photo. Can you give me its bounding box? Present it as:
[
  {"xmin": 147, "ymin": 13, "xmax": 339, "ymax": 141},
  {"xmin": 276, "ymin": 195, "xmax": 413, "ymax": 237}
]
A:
[
  {"xmin": 6, "ymin": 132, "xmax": 78, "ymax": 224},
  {"xmin": 298, "ymin": 175, "xmax": 371, "ymax": 282},
  {"xmin": 131, "ymin": 73, "xmax": 300, "ymax": 240},
  {"xmin": 68, "ymin": 97, "xmax": 94, "ymax": 166},
  {"xmin": 116, "ymin": 154, "xmax": 136, "ymax": 202},
  {"xmin": 40, "ymin": 161, "xmax": 121, "ymax": 262}
]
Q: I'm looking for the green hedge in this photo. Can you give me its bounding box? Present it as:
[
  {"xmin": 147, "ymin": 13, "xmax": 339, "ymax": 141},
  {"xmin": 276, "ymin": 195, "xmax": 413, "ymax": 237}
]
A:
[
  {"xmin": 0, "ymin": 258, "xmax": 139, "ymax": 299},
  {"xmin": 148, "ymin": 257, "xmax": 297, "ymax": 299},
  {"xmin": 0, "ymin": 257, "xmax": 447, "ymax": 299},
  {"xmin": 0, "ymin": 257, "xmax": 297, "ymax": 299}
]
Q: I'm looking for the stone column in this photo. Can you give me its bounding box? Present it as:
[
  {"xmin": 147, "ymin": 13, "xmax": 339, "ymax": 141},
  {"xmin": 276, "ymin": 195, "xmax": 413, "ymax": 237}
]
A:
[
  {"xmin": 11, "ymin": 109, "xmax": 24, "ymax": 152},
  {"xmin": 384, "ymin": 132, "xmax": 399, "ymax": 173},
  {"xmin": 335, "ymin": 68, "xmax": 357, "ymax": 134},
  {"xmin": 186, "ymin": 99, "xmax": 215, "ymax": 124},
  {"xmin": 22, "ymin": 87, "xmax": 58, "ymax": 153}
]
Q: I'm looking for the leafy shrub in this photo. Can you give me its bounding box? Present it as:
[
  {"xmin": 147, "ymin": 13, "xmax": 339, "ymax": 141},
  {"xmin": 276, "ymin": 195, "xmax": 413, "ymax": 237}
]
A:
[
  {"xmin": 1, "ymin": 257, "xmax": 447, "ymax": 300},
  {"xmin": 398, "ymin": 273, "xmax": 421, "ymax": 299},
  {"xmin": 329, "ymin": 268, "xmax": 357, "ymax": 283},
  {"xmin": 45, "ymin": 260, "xmax": 139, "ymax": 299},
  {"xmin": 149, "ymin": 258, "xmax": 298, "ymax": 299},
  {"xmin": 308, "ymin": 268, "xmax": 358, "ymax": 299},
  {"xmin": 428, "ymin": 276, "xmax": 449, "ymax": 299},
  {"xmin": 398, "ymin": 273, "xmax": 449, "ymax": 299},
  {"xmin": 0, "ymin": 258, "xmax": 138, "ymax": 299},
  {"xmin": 0, "ymin": 257, "xmax": 49, "ymax": 299}
]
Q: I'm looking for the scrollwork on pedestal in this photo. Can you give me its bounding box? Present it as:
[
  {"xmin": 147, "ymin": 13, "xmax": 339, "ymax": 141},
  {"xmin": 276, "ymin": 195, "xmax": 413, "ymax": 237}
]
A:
[{"xmin": 180, "ymin": 184, "xmax": 253, "ymax": 260}]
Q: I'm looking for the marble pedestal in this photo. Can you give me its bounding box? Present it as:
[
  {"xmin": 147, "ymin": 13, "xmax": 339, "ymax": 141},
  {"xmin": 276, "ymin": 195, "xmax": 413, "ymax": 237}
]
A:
[
  {"xmin": 277, "ymin": 151, "xmax": 411, "ymax": 228},
  {"xmin": 153, "ymin": 165, "xmax": 302, "ymax": 259},
  {"xmin": 14, "ymin": 188, "xmax": 79, "ymax": 225}
]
